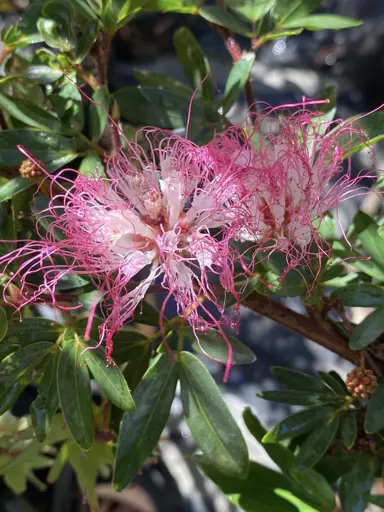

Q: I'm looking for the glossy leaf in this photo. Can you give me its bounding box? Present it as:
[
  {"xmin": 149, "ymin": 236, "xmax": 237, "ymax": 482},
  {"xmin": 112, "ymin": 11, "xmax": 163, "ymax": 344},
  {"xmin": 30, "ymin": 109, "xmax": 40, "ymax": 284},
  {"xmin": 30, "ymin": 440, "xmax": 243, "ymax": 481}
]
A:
[
  {"xmin": 0, "ymin": 306, "xmax": 7, "ymax": 342},
  {"xmin": 263, "ymin": 406, "xmax": 335, "ymax": 443},
  {"xmin": 228, "ymin": 0, "xmax": 275, "ymax": 22},
  {"xmin": 334, "ymin": 283, "xmax": 384, "ymax": 307},
  {"xmin": 258, "ymin": 390, "xmax": 342, "ymax": 406},
  {"xmin": 57, "ymin": 331, "xmax": 95, "ymax": 450},
  {"xmin": 296, "ymin": 414, "xmax": 340, "ymax": 469},
  {"xmin": 318, "ymin": 371, "xmax": 347, "ymax": 396},
  {"xmin": 30, "ymin": 348, "xmax": 60, "ymax": 441},
  {"xmin": 341, "ymin": 413, "xmax": 357, "ymax": 449},
  {"xmin": 113, "ymin": 354, "xmax": 178, "ymax": 491},
  {"xmin": 83, "ymin": 343, "xmax": 135, "ymax": 412},
  {"xmin": 349, "ymin": 306, "xmax": 384, "ymax": 349},
  {"xmin": 223, "ymin": 53, "xmax": 255, "ymax": 113},
  {"xmin": 0, "ymin": 92, "xmax": 61, "ymax": 131},
  {"xmin": 179, "ymin": 351, "xmax": 248, "ymax": 478},
  {"xmin": 0, "ymin": 129, "xmax": 77, "ymax": 170},
  {"xmin": 4, "ymin": 317, "xmax": 62, "ymax": 345},
  {"xmin": 365, "ymin": 378, "xmax": 384, "ymax": 433},
  {"xmin": 243, "ymin": 408, "xmax": 336, "ymax": 510},
  {"xmin": 354, "ymin": 210, "xmax": 384, "ymax": 271},
  {"xmin": 282, "ymin": 14, "xmax": 362, "ymax": 30},
  {"xmin": 114, "ymin": 86, "xmax": 199, "ymax": 129},
  {"xmin": 339, "ymin": 454, "xmax": 375, "ymax": 512},
  {"xmin": 37, "ymin": 17, "xmax": 74, "ymax": 52},
  {"xmin": 271, "ymin": 366, "xmax": 327, "ymax": 392},
  {"xmin": 79, "ymin": 152, "xmax": 105, "ymax": 178},
  {"xmin": 186, "ymin": 328, "xmax": 256, "ymax": 365},
  {"xmin": 134, "ymin": 69, "xmax": 193, "ymax": 98},
  {"xmin": 89, "ymin": 86, "xmax": 110, "ymax": 142},
  {"xmin": 173, "ymin": 27, "xmax": 214, "ymax": 103},
  {"xmin": 24, "ymin": 65, "xmax": 63, "ymax": 85},
  {"xmin": 273, "ymin": 0, "xmax": 322, "ymax": 22},
  {"xmin": 198, "ymin": 6, "xmax": 252, "ymax": 37}
]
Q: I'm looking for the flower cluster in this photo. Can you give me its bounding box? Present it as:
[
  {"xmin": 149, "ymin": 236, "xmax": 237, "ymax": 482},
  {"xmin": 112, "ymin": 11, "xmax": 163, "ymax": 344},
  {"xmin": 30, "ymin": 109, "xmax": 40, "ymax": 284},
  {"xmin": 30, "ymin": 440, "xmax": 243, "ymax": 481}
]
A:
[{"xmin": 0, "ymin": 104, "xmax": 373, "ymax": 372}]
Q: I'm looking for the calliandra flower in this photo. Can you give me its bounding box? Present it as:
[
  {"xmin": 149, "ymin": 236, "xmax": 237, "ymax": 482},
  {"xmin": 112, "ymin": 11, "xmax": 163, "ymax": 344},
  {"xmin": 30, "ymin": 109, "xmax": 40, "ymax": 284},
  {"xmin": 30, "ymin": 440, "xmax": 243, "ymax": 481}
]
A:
[
  {"xmin": 211, "ymin": 104, "xmax": 377, "ymax": 277},
  {"xmin": 0, "ymin": 131, "xmax": 246, "ymax": 378}
]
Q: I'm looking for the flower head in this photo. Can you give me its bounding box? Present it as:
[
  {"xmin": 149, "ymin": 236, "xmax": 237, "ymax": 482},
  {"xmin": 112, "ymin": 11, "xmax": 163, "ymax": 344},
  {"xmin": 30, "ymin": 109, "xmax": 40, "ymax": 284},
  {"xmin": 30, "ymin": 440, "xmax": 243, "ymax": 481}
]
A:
[{"xmin": 1, "ymin": 131, "xmax": 244, "ymax": 362}]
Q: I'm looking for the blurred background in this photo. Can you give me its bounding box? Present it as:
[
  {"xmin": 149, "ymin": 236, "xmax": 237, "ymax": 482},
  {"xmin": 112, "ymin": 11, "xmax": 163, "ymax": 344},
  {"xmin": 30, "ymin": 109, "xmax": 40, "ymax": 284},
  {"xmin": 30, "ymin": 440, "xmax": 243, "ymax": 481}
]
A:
[{"xmin": 1, "ymin": 0, "xmax": 384, "ymax": 510}]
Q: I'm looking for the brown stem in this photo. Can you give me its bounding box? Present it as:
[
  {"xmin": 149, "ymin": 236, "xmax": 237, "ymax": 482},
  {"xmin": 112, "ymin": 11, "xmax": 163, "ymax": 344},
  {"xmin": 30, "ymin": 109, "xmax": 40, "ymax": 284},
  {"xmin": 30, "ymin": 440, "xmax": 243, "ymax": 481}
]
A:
[
  {"xmin": 75, "ymin": 65, "xmax": 99, "ymax": 92},
  {"xmin": 243, "ymin": 292, "xmax": 358, "ymax": 363},
  {"xmin": 211, "ymin": 24, "xmax": 257, "ymax": 121},
  {"xmin": 0, "ymin": 46, "xmax": 11, "ymax": 66}
]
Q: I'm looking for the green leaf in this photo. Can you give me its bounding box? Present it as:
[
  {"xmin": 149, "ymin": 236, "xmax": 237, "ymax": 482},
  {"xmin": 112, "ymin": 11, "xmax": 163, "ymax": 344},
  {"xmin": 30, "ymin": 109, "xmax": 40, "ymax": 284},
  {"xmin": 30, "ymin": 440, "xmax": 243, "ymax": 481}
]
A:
[
  {"xmin": 122, "ymin": 344, "xmax": 152, "ymax": 390},
  {"xmin": 223, "ymin": 53, "xmax": 255, "ymax": 114},
  {"xmin": 339, "ymin": 454, "xmax": 375, "ymax": 512},
  {"xmin": 341, "ymin": 413, "xmax": 357, "ymax": 449},
  {"xmin": 198, "ymin": 6, "xmax": 252, "ymax": 37},
  {"xmin": 114, "ymin": 86, "xmax": 201, "ymax": 130},
  {"xmin": 173, "ymin": 27, "xmax": 214, "ymax": 103},
  {"xmin": 354, "ymin": 210, "xmax": 384, "ymax": 272},
  {"xmin": 0, "ymin": 306, "xmax": 7, "ymax": 342},
  {"xmin": 47, "ymin": 443, "xmax": 69, "ymax": 483},
  {"xmin": 349, "ymin": 306, "xmax": 384, "ymax": 350},
  {"xmin": 186, "ymin": 327, "xmax": 256, "ymax": 365},
  {"xmin": 263, "ymin": 406, "xmax": 335, "ymax": 443},
  {"xmin": 369, "ymin": 495, "xmax": 384, "ymax": 507},
  {"xmin": 200, "ymin": 459, "xmax": 308, "ymax": 512},
  {"xmin": 30, "ymin": 348, "xmax": 60, "ymax": 441},
  {"xmin": 24, "ymin": 65, "xmax": 63, "ymax": 85},
  {"xmin": 334, "ymin": 283, "xmax": 384, "ymax": 307},
  {"xmin": 295, "ymin": 414, "xmax": 339, "ymax": 469},
  {"xmin": 113, "ymin": 354, "xmax": 178, "ymax": 491},
  {"xmin": 282, "ymin": 14, "xmax": 362, "ymax": 30},
  {"xmin": 37, "ymin": 17, "xmax": 74, "ymax": 52},
  {"xmin": 258, "ymin": 390, "xmax": 342, "ymax": 406},
  {"xmin": 179, "ymin": 351, "xmax": 248, "ymax": 478},
  {"xmin": 227, "ymin": 0, "xmax": 275, "ymax": 22},
  {"xmin": 89, "ymin": 86, "xmax": 110, "ymax": 142},
  {"xmin": 82, "ymin": 343, "xmax": 135, "ymax": 412},
  {"xmin": 79, "ymin": 152, "xmax": 105, "ymax": 178},
  {"xmin": 3, "ymin": 317, "xmax": 62, "ymax": 346},
  {"xmin": 75, "ymin": 22, "xmax": 99, "ymax": 62},
  {"xmin": 365, "ymin": 378, "xmax": 384, "ymax": 433},
  {"xmin": 134, "ymin": 69, "xmax": 194, "ymax": 98},
  {"xmin": 57, "ymin": 330, "xmax": 95, "ymax": 450},
  {"xmin": 0, "ymin": 129, "xmax": 77, "ymax": 170},
  {"xmin": 272, "ymin": 0, "xmax": 322, "ymax": 23},
  {"xmin": 318, "ymin": 371, "xmax": 348, "ymax": 396},
  {"xmin": 332, "ymin": 241, "xmax": 384, "ymax": 281},
  {"xmin": 271, "ymin": 366, "xmax": 327, "ymax": 392},
  {"xmin": 0, "ymin": 92, "xmax": 61, "ymax": 131},
  {"xmin": 0, "ymin": 380, "xmax": 26, "ymax": 415},
  {"xmin": 134, "ymin": 300, "xmax": 161, "ymax": 326},
  {"xmin": 243, "ymin": 409, "xmax": 336, "ymax": 510}
]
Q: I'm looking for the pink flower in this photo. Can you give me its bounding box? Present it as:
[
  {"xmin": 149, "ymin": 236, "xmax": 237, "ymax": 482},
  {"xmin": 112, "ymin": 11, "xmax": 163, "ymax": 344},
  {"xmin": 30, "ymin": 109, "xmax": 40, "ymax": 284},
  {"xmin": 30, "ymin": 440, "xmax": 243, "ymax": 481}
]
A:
[
  {"xmin": 0, "ymin": 132, "xmax": 244, "ymax": 370},
  {"xmin": 211, "ymin": 106, "xmax": 375, "ymax": 275}
]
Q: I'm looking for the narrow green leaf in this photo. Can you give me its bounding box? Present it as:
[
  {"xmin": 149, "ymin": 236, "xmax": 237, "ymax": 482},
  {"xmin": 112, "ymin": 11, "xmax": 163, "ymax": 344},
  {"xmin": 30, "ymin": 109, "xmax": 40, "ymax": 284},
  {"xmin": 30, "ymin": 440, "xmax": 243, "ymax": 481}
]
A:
[
  {"xmin": 198, "ymin": 6, "xmax": 252, "ymax": 37},
  {"xmin": 227, "ymin": 0, "xmax": 275, "ymax": 22},
  {"xmin": 134, "ymin": 69, "xmax": 193, "ymax": 98},
  {"xmin": 282, "ymin": 14, "xmax": 362, "ymax": 30},
  {"xmin": 113, "ymin": 354, "xmax": 177, "ymax": 491},
  {"xmin": 318, "ymin": 371, "xmax": 348, "ymax": 396},
  {"xmin": 89, "ymin": 86, "xmax": 110, "ymax": 142},
  {"xmin": 349, "ymin": 306, "xmax": 384, "ymax": 349},
  {"xmin": 30, "ymin": 348, "xmax": 60, "ymax": 441},
  {"xmin": 334, "ymin": 283, "xmax": 384, "ymax": 307},
  {"xmin": 0, "ymin": 92, "xmax": 61, "ymax": 131},
  {"xmin": 47, "ymin": 443, "xmax": 69, "ymax": 483},
  {"xmin": 341, "ymin": 413, "xmax": 357, "ymax": 449},
  {"xmin": 263, "ymin": 406, "xmax": 335, "ymax": 443},
  {"xmin": 258, "ymin": 390, "xmax": 342, "ymax": 406},
  {"xmin": 365, "ymin": 379, "xmax": 384, "ymax": 433},
  {"xmin": 0, "ymin": 306, "xmax": 7, "ymax": 342},
  {"xmin": 339, "ymin": 454, "xmax": 375, "ymax": 512},
  {"xmin": 223, "ymin": 53, "xmax": 255, "ymax": 113},
  {"xmin": 173, "ymin": 27, "xmax": 214, "ymax": 103},
  {"xmin": 271, "ymin": 366, "xmax": 327, "ymax": 392},
  {"xmin": 354, "ymin": 210, "xmax": 384, "ymax": 272},
  {"xmin": 296, "ymin": 414, "xmax": 339, "ymax": 469},
  {"xmin": 57, "ymin": 331, "xmax": 95, "ymax": 450},
  {"xmin": 243, "ymin": 408, "xmax": 336, "ymax": 510},
  {"xmin": 179, "ymin": 351, "xmax": 248, "ymax": 478},
  {"xmin": 83, "ymin": 343, "xmax": 135, "ymax": 412},
  {"xmin": 186, "ymin": 327, "xmax": 256, "ymax": 365}
]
